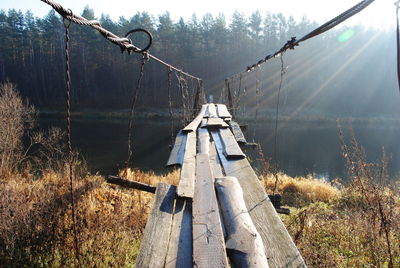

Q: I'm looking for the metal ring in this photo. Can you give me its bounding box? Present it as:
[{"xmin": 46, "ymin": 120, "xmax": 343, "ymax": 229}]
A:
[{"xmin": 124, "ymin": 28, "xmax": 153, "ymax": 53}]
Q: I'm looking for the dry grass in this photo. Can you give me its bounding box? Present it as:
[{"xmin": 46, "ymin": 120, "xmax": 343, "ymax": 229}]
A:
[
  {"xmin": 1, "ymin": 82, "xmax": 398, "ymax": 267},
  {"xmin": 0, "ymin": 168, "xmax": 180, "ymax": 267},
  {"xmin": 1, "ymin": 164, "xmax": 398, "ymax": 267},
  {"xmin": 282, "ymin": 185, "xmax": 400, "ymax": 267},
  {"xmin": 261, "ymin": 173, "xmax": 340, "ymax": 207},
  {"xmin": 121, "ymin": 167, "xmax": 180, "ymax": 186},
  {"xmin": 274, "ymin": 126, "xmax": 400, "ymax": 267},
  {"xmin": 0, "ymin": 83, "xmax": 183, "ymax": 266}
]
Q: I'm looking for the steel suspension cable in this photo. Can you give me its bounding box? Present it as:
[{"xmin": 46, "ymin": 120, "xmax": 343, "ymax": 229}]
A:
[
  {"xmin": 225, "ymin": 0, "xmax": 375, "ymax": 80},
  {"xmin": 40, "ymin": 0, "xmax": 202, "ymax": 82},
  {"xmin": 395, "ymin": 1, "xmax": 400, "ymax": 92}
]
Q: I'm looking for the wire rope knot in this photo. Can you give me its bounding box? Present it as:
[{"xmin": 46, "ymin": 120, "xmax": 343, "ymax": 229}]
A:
[
  {"xmin": 284, "ymin": 37, "xmax": 298, "ymax": 50},
  {"xmin": 62, "ymin": 9, "xmax": 72, "ymax": 28},
  {"xmin": 123, "ymin": 28, "xmax": 153, "ymax": 55}
]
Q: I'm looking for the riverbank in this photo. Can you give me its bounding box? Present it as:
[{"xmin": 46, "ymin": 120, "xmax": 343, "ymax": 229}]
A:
[
  {"xmin": 1, "ymin": 168, "xmax": 398, "ymax": 267},
  {"xmin": 38, "ymin": 108, "xmax": 400, "ymax": 125}
]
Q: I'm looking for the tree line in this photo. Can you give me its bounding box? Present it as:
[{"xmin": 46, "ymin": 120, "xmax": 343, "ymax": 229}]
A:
[{"xmin": 0, "ymin": 7, "xmax": 398, "ymax": 117}]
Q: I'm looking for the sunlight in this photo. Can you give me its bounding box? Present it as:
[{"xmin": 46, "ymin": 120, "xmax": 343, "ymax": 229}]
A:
[
  {"xmin": 354, "ymin": 0, "xmax": 395, "ymax": 29},
  {"xmin": 338, "ymin": 29, "xmax": 355, "ymax": 42},
  {"xmin": 288, "ymin": 31, "xmax": 381, "ymax": 119},
  {"xmin": 3, "ymin": 0, "xmax": 396, "ymax": 29},
  {"xmin": 258, "ymin": 30, "xmax": 382, "ymax": 145}
]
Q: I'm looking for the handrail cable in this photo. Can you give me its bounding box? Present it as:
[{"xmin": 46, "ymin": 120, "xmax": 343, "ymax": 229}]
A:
[
  {"xmin": 226, "ymin": 0, "xmax": 375, "ymax": 81},
  {"xmin": 40, "ymin": 0, "xmax": 202, "ymax": 81},
  {"xmin": 395, "ymin": 0, "xmax": 400, "ymax": 92}
]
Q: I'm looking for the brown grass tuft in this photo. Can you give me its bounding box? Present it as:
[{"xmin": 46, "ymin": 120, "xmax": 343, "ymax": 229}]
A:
[
  {"xmin": 0, "ymin": 168, "xmax": 180, "ymax": 266},
  {"xmin": 261, "ymin": 173, "xmax": 340, "ymax": 206},
  {"xmin": 121, "ymin": 168, "xmax": 180, "ymax": 186}
]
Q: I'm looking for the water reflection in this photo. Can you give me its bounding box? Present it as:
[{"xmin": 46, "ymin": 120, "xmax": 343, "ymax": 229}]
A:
[{"xmin": 39, "ymin": 118, "xmax": 400, "ymax": 180}]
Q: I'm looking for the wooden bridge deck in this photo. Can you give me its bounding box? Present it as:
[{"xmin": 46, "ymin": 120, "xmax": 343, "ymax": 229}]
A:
[{"xmin": 134, "ymin": 103, "xmax": 306, "ymax": 268}]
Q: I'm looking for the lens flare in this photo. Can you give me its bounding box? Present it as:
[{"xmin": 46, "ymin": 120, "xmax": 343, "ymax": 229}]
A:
[{"xmin": 338, "ymin": 29, "xmax": 355, "ymax": 42}]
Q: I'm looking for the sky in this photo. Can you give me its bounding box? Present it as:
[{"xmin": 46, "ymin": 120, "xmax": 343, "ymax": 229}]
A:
[{"xmin": 0, "ymin": 0, "xmax": 396, "ymax": 29}]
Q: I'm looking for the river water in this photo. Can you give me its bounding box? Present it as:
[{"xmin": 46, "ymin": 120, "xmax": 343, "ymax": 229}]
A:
[{"xmin": 39, "ymin": 117, "xmax": 400, "ymax": 180}]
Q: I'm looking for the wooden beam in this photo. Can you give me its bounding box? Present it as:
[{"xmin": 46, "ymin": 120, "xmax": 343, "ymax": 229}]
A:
[
  {"xmin": 209, "ymin": 141, "xmax": 224, "ymax": 178},
  {"xmin": 177, "ymin": 131, "xmax": 196, "ymax": 198},
  {"xmin": 135, "ymin": 183, "xmax": 176, "ymax": 268},
  {"xmin": 106, "ymin": 176, "xmax": 156, "ymax": 193},
  {"xmin": 197, "ymin": 127, "xmax": 210, "ymax": 155},
  {"xmin": 183, "ymin": 104, "xmax": 207, "ymax": 132},
  {"xmin": 166, "ymin": 130, "xmax": 187, "ymax": 167},
  {"xmin": 219, "ymin": 128, "xmax": 245, "ymax": 159},
  {"xmin": 193, "ymin": 153, "xmax": 229, "ymax": 268},
  {"xmin": 210, "ymin": 131, "xmax": 306, "ymax": 268},
  {"xmin": 216, "ymin": 104, "xmax": 232, "ymax": 118},
  {"xmin": 224, "ymin": 117, "xmax": 232, "ymax": 122},
  {"xmin": 204, "ymin": 103, "xmax": 217, "ymax": 118},
  {"xmin": 215, "ymin": 176, "xmax": 269, "ymax": 268},
  {"xmin": 200, "ymin": 118, "xmax": 207, "ymax": 128},
  {"xmin": 229, "ymin": 120, "xmax": 247, "ymax": 144},
  {"xmin": 165, "ymin": 199, "xmax": 193, "ymax": 268},
  {"xmin": 206, "ymin": 118, "xmax": 229, "ymax": 128}
]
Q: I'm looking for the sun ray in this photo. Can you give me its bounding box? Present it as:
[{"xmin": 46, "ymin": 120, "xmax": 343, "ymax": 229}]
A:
[{"xmin": 258, "ymin": 30, "xmax": 382, "ymax": 151}]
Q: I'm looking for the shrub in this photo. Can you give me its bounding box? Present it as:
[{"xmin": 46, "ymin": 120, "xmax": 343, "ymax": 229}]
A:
[
  {"xmin": 279, "ymin": 127, "xmax": 400, "ymax": 267},
  {"xmin": 0, "ymin": 82, "xmax": 35, "ymax": 178},
  {"xmin": 0, "ymin": 169, "xmax": 180, "ymax": 266}
]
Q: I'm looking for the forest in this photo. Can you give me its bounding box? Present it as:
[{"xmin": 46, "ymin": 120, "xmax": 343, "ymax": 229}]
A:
[
  {"xmin": 1, "ymin": 4, "xmax": 399, "ymax": 267},
  {"xmin": 0, "ymin": 6, "xmax": 398, "ymax": 118}
]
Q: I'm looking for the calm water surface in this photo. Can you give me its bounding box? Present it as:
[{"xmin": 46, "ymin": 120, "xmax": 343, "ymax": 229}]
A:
[{"xmin": 39, "ymin": 118, "xmax": 400, "ymax": 180}]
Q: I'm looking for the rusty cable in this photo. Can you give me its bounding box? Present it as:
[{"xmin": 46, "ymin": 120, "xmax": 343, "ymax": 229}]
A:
[
  {"xmin": 63, "ymin": 18, "xmax": 80, "ymax": 267},
  {"xmin": 396, "ymin": 1, "xmax": 400, "ymax": 92},
  {"xmin": 272, "ymin": 55, "xmax": 286, "ymax": 194},
  {"xmin": 126, "ymin": 54, "xmax": 147, "ymax": 169},
  {"xmin": 40, "ymin": 0, "xmax": 202, "ymax": 81},
  {"xmin": 167, "ymin": 67, "xmax": 174, "ymax": 146}
]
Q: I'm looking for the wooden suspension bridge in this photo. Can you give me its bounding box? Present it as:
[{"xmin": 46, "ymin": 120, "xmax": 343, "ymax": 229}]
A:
[
  {"xmin": 36, "ymin": 1, "xmax": 384, "ymax": 266},
  {"xmin": 108, "ymin": 103, "xmax": 306, "ymax": 268}
]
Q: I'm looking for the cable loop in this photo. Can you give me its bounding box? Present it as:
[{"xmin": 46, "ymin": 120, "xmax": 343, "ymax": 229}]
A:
[
  {"xmin": 63, "ymin": 10, "xmax": 72, "ymax": 28},
  {"xmin": 124, "ymin": 28, "xmax": 153, "ymax": 54},
  {"xmin": 40, "ymin": 0, "xmax": 202, "ymax": 81}
]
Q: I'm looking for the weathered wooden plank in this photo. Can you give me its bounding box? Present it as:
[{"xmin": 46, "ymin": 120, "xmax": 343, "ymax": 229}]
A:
[
  {"xmin": 165, "ymin": 199, "xmax": 193, "ymax": 268},
  {"xmin": 215, "ymin": 176, "xmax": 269, "ymax": 268},
  {"xmin": 224, "ymin": 117, "xmax": 232, "ymax": 122},
  {"xmin": 219, "ymin": 128, "xmax": 246, "ymax": 159},
  {"xmin": 216, "ymin": 104, "xmax": 232, "ymax": 118},
  {"xmin": 183, "ymin": 104, "xmax": 207, "ymax": 132},
  {"xmin": 209, "ymin": 141, "xmax": 223, "ymax": 178},
  {"xmin": 166, "ymin": 130, "xmax": 187, "ymax": 167},
  {"xmin": 135, "ymin": 183, "xmax": 176, "ymax": 268},
  {"xmin": 209, "ymin": 141, "xmax": 227, "ymax": 238},
  {"xmin": 204, "ymin": 103, "xmax": 217, "ymax": 118},
  {"xmin": 106, "ymin": 176, "xmax": 156, "ymax": 193},
  {"xmin": 197, "ymin": 127, "xmax": 210, "ymax": 155},
  {"xmin": 193, "ymin": 153, "xmax": 229, "ymax": 268},
  {"xmin": 229, "ymin": 120, "xmax": 247, "ymax": 144},
  {"xmin": 177, "ymin": 131, "xmax": 196, "ymax": 198},
  {"xmin": 210, "ymin": 131, "xmax": 306, "ymax": 268},
  {"xmin": 200, "ymin": 118, "xmax": 207, "ymax": 128},
  {"xmin": 206, "ymin": 117, "xmax": 229, "ymax": 128}
]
